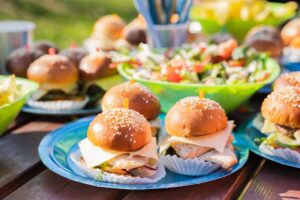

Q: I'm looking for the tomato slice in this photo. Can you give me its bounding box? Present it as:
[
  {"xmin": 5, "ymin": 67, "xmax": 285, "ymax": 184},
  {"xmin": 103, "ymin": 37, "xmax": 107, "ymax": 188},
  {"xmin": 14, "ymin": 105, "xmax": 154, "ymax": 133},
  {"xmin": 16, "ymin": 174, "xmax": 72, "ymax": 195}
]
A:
[
  {"xmin": 228, "ymin": 60, "xmax": 245, "ymax": 67},
  {"xmin": 193, "ymin": 64, "xmax": 204, "ymax": 73},
  {"xmin": 166, "ymin": 67, "xmax": 182, "ymax": 82},
  {"xmin": 256, "ymin": 72, "xmax": 270, "ymax": 82},
  {"xmin": 218, "ymin": 39, "xmax": 238, "ymax": 60}
]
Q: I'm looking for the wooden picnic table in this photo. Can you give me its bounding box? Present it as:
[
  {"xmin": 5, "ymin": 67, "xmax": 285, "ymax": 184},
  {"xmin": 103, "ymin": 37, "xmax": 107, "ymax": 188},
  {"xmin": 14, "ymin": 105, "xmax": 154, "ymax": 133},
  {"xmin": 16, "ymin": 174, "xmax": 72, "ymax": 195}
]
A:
[{"xmin": 0, "ymin": 93, "xmax": 299, "ymax": 200}]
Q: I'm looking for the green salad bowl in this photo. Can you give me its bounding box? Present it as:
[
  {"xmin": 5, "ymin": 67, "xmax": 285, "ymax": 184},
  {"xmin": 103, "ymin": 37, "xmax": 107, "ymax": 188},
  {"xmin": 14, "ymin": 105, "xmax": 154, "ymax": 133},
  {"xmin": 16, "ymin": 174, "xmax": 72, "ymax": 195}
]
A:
[
  {"xmin": 118, "ymin": 58, "xmax": 280, "ymax": 113},
  {"xmin": 0, "ymin": 76, "xmax": 38, "ymax": 135},
  {"xmin": 190, "ymin": 3, "xmax": 296, "ymax": 41}
]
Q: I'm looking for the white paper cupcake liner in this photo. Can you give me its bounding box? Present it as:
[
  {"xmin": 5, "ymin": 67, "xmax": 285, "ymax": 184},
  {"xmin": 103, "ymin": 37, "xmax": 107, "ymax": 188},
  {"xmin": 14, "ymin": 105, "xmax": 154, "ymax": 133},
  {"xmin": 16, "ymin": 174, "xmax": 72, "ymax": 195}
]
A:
[
  {"xmin": 71, "ymin": 151, "xmax": 166, "ymax": 184},
  {"xmin": 160, "ymin": 154, "xmax": 220, "ymax": 176},
  {"xmin": 259, "ymin": 143, "xmax": 300, "ymax": 164},
  {"xmin": 27, "ymin": 96, "xmax": 89, "ymax": 111}
]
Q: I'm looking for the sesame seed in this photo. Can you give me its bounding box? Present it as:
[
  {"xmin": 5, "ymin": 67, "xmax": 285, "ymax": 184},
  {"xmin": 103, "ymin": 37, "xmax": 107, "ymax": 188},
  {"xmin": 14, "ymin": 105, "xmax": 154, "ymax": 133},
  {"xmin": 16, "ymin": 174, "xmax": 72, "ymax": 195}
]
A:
[
  {"xmin": 179, "ymin": 96, "xmax": 222, "ymax": 110},
  {"xmin": 102, "ymin": 108, "xmax": 148, "ymax": 139},
  {"xmin": 282, "ymin": 72, "xmax": 300, "ymax": 86},
  {"xmin": 267, "ymin": 87, "xmax": 300, "ymax": 108}
]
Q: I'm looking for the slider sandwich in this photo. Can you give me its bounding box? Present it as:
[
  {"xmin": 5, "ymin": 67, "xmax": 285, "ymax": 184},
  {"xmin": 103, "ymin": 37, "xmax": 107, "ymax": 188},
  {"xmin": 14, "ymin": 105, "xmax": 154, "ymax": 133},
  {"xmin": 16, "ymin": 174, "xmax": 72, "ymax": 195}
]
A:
[
  {"xmin": 160, "ymin": 95, "xmax": 238, "ymax": 176},
  {"xmin": 27, "ymin": 49, "xmax": 88, "ymax": 110},
  {"xmin": 101, "ymin": 81, "xmax": 161, "ymax": 136},
  {"xmin": 259, "ymin": 87, "xmax": 300, "ymax": 163},
  {"xmin": 273, "ymin": 72, "xmax": 300, "ymax": 91},
  {"xmin": 75, "ymin": 107, "xmax": 166, "ymax": 183}
]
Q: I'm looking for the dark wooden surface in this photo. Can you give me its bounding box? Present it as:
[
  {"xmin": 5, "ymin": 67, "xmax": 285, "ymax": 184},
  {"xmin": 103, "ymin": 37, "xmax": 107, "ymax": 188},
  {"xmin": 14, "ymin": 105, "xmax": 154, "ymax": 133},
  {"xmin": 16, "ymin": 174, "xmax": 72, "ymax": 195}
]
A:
[
  {"xmin": 243, "ymin": 161, "xmax": 300, "ymax": 200},
  {"xmin": 0, "ymin": 118, "xmax": 68, "ymax": 199},
  {"xmin": 0, "ymin": 95, "xmax": 299, "ymax": 200},
  {"xmin": 4, "ymin": 170, "xmax": 127, "ymax": 200}
]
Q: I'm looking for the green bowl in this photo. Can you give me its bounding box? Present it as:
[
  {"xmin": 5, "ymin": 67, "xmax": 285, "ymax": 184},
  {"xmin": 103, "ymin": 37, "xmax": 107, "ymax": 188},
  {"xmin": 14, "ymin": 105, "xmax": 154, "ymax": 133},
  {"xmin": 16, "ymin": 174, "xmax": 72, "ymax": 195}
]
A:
[
  {"xmin": 0, "ymin": 76, "xmax": 38, "ymax": 135},
  {"xmin": 118, "ymin": 58, "xmax": 280, "ymax": 113},
  {"xmin": 190, "ymin": 3, "xmax": 296, "ymax": 41}
]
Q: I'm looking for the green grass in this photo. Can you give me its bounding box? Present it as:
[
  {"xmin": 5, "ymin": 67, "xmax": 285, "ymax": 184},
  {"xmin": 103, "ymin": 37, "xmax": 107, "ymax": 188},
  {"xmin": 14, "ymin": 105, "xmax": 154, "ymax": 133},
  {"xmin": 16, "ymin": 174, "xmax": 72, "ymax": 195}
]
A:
[{"xmin": 0, "ymin": 0, "xmax": 137, "ymax": 48}]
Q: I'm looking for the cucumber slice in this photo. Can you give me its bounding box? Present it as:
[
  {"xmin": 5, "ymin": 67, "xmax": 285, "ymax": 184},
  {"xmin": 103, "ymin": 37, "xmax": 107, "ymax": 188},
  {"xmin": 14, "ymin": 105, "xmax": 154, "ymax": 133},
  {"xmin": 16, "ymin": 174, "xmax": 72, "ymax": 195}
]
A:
[{"xmin": 275, "ymin": 132, "xmax": 300, "ymax": 149}]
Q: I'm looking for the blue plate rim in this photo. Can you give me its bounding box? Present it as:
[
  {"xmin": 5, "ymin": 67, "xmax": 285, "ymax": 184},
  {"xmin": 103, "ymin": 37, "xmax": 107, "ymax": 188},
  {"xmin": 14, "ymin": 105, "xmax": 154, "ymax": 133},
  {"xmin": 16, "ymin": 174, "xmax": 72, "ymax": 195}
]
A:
[
  {"xmin": 39, "ymin": 116, "xmax": 249, "ymax": 190},
  {"xmin": 22, "ymin": 105, "xmax": 101, "ymax": 116},
  {"xmin": 238, "ymin": 117, "xmax": 300, "ymax": 169}
]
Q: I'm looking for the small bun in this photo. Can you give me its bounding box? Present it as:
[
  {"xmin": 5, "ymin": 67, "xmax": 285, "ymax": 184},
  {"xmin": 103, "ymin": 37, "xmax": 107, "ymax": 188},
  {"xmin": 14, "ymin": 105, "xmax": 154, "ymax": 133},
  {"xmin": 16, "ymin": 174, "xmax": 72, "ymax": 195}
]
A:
[
  {"xmin": 122, "ymin": 17, "xmax": 147, "ymax": 46},
  {"xmin": 245, "ymin": 26, "xmax": 282, "ymax": 58},
  {"xmin": 27, "ymin": 54, "xmax": 78, "ymax": 89},
  {"xmin": 88, "ymin": 108, "xmax": 152, "ymax": 152},
  {"xmin": 79, "ymin": 54, "xmax": 116, "ymax": 80},
  {"xmin": 281, "ymin": 18, "xmax": 300, "ymax": 46},
  {"xmin": 60, "ymin": 47, "xmax": 88, "ymax": 68},
  {"xmin": 33, "ymin": 40, "xmax": 59, "ymax": 54},
  {"xmin": 273, "ymin": 72, "xmax": 300, "ymax": 91},
  {"xmin": 6, "ymin": 47, "xmax": 44, "ymax": 77},
  {"xmin": 93, "ymin": 15, "xmax": 125, "ymax": 41},
  {"xmin": 101, "ymin": 82, "xmax": 161, "ymax": 120},
  {"xmin": 165, "ymin": 97, "xmax": 228, "ymax": 137},
  {"xmin": 262, "ymin": 87, "xmax": 300, "ymax": 128}
]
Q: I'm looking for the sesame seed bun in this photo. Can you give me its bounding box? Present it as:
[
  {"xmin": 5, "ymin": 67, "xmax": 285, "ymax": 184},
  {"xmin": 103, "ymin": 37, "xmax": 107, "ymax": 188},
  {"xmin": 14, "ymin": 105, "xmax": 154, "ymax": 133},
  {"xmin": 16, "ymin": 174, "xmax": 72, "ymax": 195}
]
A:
[
  {"xmin": 281, "ymin": 18, "xmax": 300, "ymax": 46},
  {"xmin": 27, "ymin": 54, "xmax": 78, "ymax": 90},
  {"xmin": 165, "ymin": 97, "xmax": 228, "ymax": 137},
  {"xmin": 93, "ymin": 15, "xmax": 125, "ymax": 41},
  {"xmin": 245, "ymin": 26, "xmax": 282, "ymax": 58},
  {"xmin": 273, "ymin": 72, "xmax": 300, "ymax": 91},
  {"xmin": 79, "ymin": 53, "xmax": 116, "ymax": 81},
  {"xmin": 101, "ymin": 82, "xmax": 161, "ymax": 120},
  {"xmin": 88, "ymin": 108, "xmax": 152, "ymax": 152},
  {"xmin": 261, "ymin": 87, "xmax": 300, "ymax": 128}
]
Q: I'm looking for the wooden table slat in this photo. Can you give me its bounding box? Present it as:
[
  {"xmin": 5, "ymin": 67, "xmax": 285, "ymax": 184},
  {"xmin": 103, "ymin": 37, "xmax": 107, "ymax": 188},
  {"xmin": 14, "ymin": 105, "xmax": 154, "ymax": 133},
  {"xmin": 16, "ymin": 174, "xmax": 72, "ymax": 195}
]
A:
[
  {"xmin": 1, "ymin": 113, "xmax": 36, "ymax": 137},
  {"xmin": 4, "ymin": 170, "xmax": 127, "ymax": 200},
  {"xmin": 243, "ymin": 160, "xmax": 300, "ymax": 200},
  {"xmin": 0, "ymin": 119, "xmax": 66, "ymax": 199}
]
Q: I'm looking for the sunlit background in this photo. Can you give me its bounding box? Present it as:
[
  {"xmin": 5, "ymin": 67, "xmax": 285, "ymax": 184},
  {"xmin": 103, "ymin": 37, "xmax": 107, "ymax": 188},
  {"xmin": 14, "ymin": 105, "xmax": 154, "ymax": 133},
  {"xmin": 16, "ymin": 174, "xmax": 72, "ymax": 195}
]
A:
[{"xmin": 0, "ymin": 0, "xmax": 137, "ymax": 47}]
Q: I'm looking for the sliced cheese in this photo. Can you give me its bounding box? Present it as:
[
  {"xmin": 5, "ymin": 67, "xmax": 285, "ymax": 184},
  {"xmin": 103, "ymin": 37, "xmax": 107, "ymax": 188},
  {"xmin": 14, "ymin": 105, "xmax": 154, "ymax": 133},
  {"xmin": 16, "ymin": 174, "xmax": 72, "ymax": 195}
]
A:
[
  {"xmin": 79, "ymin": 137, "xmax": 158, "ymax": 168},
  {"xmin": 294, "ymin": 130, "xmax": 300, "ymax": 144},
  {"xmin": 149, "ymin": 117, "xmax": 161, "ymax": 128},
  {"xmin": 198, "ymin": 144, "xmax": 238, "ymax": 169},
  {"xmin": 31, "ymin": 89, "xmax": 47, "ymax": 100},
  {"xmin": 160, "ymin": 121, "xmax": 234, "ymax": 154}
]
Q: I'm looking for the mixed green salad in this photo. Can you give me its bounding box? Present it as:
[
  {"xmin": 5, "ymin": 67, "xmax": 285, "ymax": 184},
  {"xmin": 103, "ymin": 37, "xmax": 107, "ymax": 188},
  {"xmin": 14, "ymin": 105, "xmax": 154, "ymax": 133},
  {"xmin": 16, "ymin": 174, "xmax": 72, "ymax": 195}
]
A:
[{"xmin": 112, "ymin": 39, "xmax": 273, "ymax": 85}]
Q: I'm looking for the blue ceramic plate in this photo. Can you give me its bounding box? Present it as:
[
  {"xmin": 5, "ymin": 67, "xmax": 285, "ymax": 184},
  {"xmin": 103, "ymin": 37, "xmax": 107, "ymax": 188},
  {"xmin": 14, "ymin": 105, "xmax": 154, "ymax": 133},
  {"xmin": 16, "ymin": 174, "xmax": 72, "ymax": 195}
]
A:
[
  {"xmin": 22, "ymin": 105, "xmax": 101, "ymax": 116},
  {"xmin": 39, "ymin": 115, "xmax": 249, "ymax": 190},
  {"xmin": 237, "ymin": 116, "xmax": 300, "ymax": 169},
  {"xmin": 281, "ymin": 59, "xmax": 300, "ymax": 72}
]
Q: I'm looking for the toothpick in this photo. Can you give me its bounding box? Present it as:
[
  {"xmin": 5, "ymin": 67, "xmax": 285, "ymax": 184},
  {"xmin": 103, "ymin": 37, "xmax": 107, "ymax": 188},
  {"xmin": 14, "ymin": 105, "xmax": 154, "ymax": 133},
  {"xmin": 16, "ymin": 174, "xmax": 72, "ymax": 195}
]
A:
[
  {"xmin": 199, "ymin": 91, "xmax": 205, "ymax": 99},
  {"xmin": 48, "ymin": 48, "xmax": 56, "ymax": 55},
  {"xmin": 129, "ymin": 79, "xmax": 135, "ymax": 84},
  {"xmin": 123, "ymin": 98, "xmax": 129, "ymax": 109}
]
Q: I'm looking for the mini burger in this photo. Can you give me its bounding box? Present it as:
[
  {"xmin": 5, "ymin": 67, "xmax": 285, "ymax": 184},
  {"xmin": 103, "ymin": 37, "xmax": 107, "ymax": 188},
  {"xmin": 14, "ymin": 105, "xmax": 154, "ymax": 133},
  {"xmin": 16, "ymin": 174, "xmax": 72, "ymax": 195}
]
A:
[
  {"xmin": 77, "ymin": 108, "xmax": 165, "ymax": 181},
  {"xmin": 281, "ymin": 18, "xmax": 300, "ymax": 63},
  {"xmin": 101, "ymin": 82, "xmax": 161, "ymax": 136},
  {"xmin": 259, "ymin": 87, "xmax": 300, "ymax": 161},
  {"xmin": 273, "ymin": 72, "xmax": 300, "ymax": 91},
  {"xmin": 33, "ymin": 40, "xmax": 59, "ymax": 54},
  {"xmin": 26, "ymin": 52, "xmax": 88, "ymax": 110},
  {"xmin": 6, "ymin": 46, "xmax": 44, "ymax": 77},
  {"xmin": 60, "ymin": 45, "xmax": 88, "ymax": 68},
  {"xmin": 79, "ymin": 51, "xmax": 120, "ymax": 106},
  {"xmin": 245, "ymin": 25, "xmax": 282, "ymax": 58},
  {"xmin": 159, "ymin": 96, "xmax": 237, "ymax": 176},
  {"xmin": 84, "ymin": 15, "xmax": 125, "ymax": 52}
]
